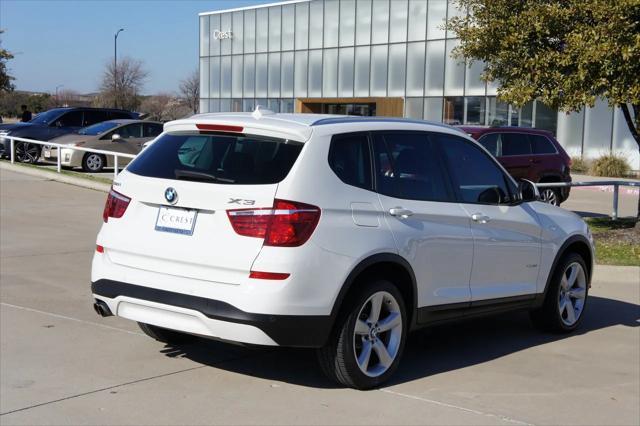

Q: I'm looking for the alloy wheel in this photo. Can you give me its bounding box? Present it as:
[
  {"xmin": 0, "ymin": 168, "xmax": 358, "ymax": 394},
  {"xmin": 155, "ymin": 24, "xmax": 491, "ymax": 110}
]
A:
[
  {"xmin": 15, "ymin": 143, "xmax": 40, "ymax": 163},
  {"xmin": 353, "ymin": 291, "xmax": 403, "ymax": 378},
  {"xmin": 540, "ymin": 188, "xmax": 559, "ymax": 206},
  {"xmin": 558, "ymin": 262, "xmax": 587, "ymax": 326},
  {"xmin": 85, "ymin": 154, "xmax": 104, "ymax": 171}
]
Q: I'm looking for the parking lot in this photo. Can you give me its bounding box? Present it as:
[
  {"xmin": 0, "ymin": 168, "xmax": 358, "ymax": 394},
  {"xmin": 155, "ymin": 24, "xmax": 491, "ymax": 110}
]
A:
[{"xmin": 1, "ymin": 168, "xmax": 639, "ymax": 425}]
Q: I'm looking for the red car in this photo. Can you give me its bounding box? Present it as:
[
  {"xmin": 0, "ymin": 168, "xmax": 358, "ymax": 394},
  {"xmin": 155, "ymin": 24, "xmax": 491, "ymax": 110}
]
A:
[{"xmin": 459, "ymin": 126, "xmax": 572, "ymax": 205}]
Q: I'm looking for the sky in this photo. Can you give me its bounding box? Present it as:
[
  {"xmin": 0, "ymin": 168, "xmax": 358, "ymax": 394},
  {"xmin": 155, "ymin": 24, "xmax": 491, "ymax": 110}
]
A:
[{"xmin": 0, "ymin": 0, "xmax": 273, "ymax": 95}]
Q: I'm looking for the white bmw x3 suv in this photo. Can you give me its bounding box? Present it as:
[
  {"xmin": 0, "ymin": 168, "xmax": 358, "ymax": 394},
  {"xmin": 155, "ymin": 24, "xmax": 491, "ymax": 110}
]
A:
[{"xmin": 92, "ymin": 110, "xmax": 594, "ymax": 389}]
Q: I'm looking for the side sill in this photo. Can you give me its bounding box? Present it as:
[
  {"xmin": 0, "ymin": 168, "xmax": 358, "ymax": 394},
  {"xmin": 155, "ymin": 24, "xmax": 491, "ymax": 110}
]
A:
[{"xmin": 416, "ymin": 294, "xmax": 538, "ymax": 327}]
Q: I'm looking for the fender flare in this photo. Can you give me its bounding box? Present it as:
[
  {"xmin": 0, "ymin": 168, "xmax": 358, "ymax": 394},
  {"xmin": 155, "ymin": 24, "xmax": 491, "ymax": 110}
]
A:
[
  {"xmin": 328, "ymin": 252, "xmax": 419, "ymax": 328},
  {"xmin": 535, "ymin": 234, "xmax": 594, "ymax": 307}
]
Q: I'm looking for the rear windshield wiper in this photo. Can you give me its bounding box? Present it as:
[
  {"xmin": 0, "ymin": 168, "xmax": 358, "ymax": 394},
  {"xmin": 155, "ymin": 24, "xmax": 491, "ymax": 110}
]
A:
[{"xmin": 174, "ymin": 169, "xmax": 235, "ymax": 183}]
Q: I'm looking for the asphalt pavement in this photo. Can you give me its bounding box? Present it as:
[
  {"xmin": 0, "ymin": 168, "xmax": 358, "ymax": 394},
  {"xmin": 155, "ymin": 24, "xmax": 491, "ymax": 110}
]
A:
[{"xmin": 1, "ymin": 168, "xmax": 639, "ymax": 425}]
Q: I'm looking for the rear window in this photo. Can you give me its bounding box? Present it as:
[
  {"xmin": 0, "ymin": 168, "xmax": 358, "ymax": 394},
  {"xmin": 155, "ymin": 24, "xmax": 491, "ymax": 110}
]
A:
[{"xmin": 127, "ymin": 133, "xmax": 303, "ymax": 185}]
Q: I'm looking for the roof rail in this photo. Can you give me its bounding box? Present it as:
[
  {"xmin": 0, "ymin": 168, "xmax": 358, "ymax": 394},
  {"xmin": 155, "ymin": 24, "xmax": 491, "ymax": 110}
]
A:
[{"xmin": 310, "ymin": 116, "xmax": 461, "ymax": 132}]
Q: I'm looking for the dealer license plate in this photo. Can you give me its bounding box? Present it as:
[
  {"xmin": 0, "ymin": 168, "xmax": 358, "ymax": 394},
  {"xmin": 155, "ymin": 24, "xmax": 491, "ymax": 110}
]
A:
[{"xmin": 155, "ymin": 207, "xmax": 197, "ymax": 235}]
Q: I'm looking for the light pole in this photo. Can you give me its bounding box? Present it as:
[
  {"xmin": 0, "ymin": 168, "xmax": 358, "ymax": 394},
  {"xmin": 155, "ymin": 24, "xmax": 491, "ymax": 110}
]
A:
[
  {"xmin": 114, "ymin": 28, "xmax": 124, "ymax": 109},
  {"xmin": 55, "ymin": 85, "xmax": 64, "ymax": 106}
]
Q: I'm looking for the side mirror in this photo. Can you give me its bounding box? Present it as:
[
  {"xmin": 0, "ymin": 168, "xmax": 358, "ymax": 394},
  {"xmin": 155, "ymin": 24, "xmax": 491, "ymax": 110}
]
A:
[
  {"xmin": 477, "ymin": 187, "xmax": 503, "ymax": 204},
  {"xmin": 111, "ymin": 133, "xmax": 122, "ymax": 142},
  {"xmin": 518, "ymin": 179, "xmax": 540, "ymax": 203}
]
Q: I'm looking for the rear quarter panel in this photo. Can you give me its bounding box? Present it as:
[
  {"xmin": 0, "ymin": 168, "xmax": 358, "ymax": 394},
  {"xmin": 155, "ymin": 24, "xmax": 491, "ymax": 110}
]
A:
[{"xmin": 269, "ymin": 127, "xmax": 399, "ymax": 313}]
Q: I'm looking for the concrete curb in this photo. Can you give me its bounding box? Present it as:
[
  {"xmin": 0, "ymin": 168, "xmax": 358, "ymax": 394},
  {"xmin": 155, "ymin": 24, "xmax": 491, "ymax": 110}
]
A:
[{"xmin": 0, "ymin": 161, "xmax": 111, "ymax": 193}]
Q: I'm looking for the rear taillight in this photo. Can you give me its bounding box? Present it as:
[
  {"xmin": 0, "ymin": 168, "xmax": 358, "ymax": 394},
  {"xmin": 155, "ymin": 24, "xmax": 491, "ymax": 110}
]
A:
[
  {"xmin": 227, "ymin": 199, "xmax": 320, "ymax": 247},
  {"xmin": 102, "ymin": 188, "xmax": 131, "ymax": 223}
]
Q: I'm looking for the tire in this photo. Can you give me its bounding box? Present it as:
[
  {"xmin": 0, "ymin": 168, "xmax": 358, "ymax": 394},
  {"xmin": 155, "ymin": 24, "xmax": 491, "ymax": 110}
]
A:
[
  {"xmin": 539, "ymin": 187, "xmax": 561, "ymax": 206},
  {"xmin": 317, "ymin": 280, "xmax": 407, "ymax": 390},
  {"xmin": 530, "ymin": 253, "xmax": 589, "ymax": 333},
  {"xmin": 15, "ymin": 142, "xmax": 41, "ymax": 163},
  {"xmin": 137, "ymin": 322, "xmax": 196, "ymax": 344},
  {"xmin": 82, "ymin": 153, "xmax": 106, "ymax": 172}
]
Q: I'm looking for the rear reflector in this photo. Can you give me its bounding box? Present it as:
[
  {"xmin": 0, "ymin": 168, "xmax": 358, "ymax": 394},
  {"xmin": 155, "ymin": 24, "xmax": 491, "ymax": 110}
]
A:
[
  {"xmin": 103, "ymin": 188, "xmax": 131, "ymax": 223},
  {"xmin": 96, "ymin": 245, "xmax": 104, "ymax": 253},
  {"xmin": 196, "ymin": 123, "xmax": 244, "ymax": 133},
  {"xmin": 249, "ymin": 271, "xmax": 290, "ymax": 280},
  {"xmin": 227, "ymin": 199, "xmax": 321, "ymax": 247}
]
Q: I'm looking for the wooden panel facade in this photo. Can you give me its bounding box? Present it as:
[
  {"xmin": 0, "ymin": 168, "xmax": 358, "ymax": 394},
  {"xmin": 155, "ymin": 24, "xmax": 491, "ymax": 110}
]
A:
[{"xmin": 295, "ymin": 98, "xmax": 404, "ymax": 117}]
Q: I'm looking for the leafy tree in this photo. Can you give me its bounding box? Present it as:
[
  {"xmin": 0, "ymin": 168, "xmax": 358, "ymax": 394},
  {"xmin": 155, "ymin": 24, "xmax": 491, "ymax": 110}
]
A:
[
  {"xmin": 0, "ymin": 92, "xmax": 53, "ymax": 117},
  {"xmin": 447, "ymin": 0, "xmax": 640, "ymax": 151},
  {"xmin": 0, "ymin": 29, "xmax": 15, "ymax": 93}
]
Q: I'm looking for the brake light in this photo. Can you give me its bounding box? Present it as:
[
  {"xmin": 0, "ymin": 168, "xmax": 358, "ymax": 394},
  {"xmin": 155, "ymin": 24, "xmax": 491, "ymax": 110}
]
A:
[
  {"xmin": 102, "ymin": 188, "xmax": 131, "ymax": 223},
  {"xmin": 227, "ymin": 199, "xmax": 320, "ymax": 247},
  {"xmin": 96, "ymin": 245, "xmax": 104, "ymax": 253},
  {"xmin": 196, "ymin": 123, "xmax": 244, "ymax": 133}
]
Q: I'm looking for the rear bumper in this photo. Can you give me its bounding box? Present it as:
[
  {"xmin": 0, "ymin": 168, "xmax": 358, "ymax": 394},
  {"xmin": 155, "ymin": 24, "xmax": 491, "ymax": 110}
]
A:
[{"xmin": 92, "ymin": 279, "xmax": 333, "ymax": 348}]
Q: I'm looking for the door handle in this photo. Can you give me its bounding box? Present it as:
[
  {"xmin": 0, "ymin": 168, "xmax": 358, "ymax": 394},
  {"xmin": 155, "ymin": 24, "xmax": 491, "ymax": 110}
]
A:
[
  {"xmin": 471, "ymin": 213, "xmax": 491, "ymax": 224},
  {"xmin": 389, "ymin": 207, "xmax": 414, "ymax": 219},
  {"xmin": 529, "ymin": 158, "xmax": 541, "ymax": 164}
]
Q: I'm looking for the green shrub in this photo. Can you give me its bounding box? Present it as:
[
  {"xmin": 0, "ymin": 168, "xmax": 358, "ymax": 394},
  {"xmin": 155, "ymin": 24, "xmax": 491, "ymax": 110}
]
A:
[
  {"xmin": 570, "ymin": 156, "xmax": 590, "ymax": 173},
  {"xmin": 589, "ymin": 153, "xmax": 631, "ymax": 177}
]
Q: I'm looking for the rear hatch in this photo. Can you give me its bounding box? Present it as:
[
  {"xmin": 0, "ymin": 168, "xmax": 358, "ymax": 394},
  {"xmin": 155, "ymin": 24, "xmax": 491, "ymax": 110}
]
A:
[{"xmin": 100, "ymin": 130, "xmax": 304, "ymax": 284}]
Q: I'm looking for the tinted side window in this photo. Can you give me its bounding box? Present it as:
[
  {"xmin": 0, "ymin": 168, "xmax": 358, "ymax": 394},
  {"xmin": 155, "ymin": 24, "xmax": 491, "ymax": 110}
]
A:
[
  {"xmin": 83, "ymin": 110, "xmax": 109, "ymax": 126},
  {"xmin": 530, "ymin": 135, "xmax": 557, "ymax": 154},
  {"xmin": 500, "ymin": 133, "xmax": 532, "ymax": 156},
  {"xmin": 477, "ymin": 133, "xmax": 499, "ymax": 156},
  {"xmin": 118, "ymin": 124, "xmax": 143, "ymax": 138},
  {"xmin": 328, "ymin": 133, "xmax": 372, "ymax": 190},
  {"xmin": 55, "ymin": 111, "xmax": 83, "ymax": 127},
  {"xmin": 438, "ymin": 135, "xmax": 515, "ymax": 204},
  {"xmin": 143, "ymin": 123, "xmax": 163, "ymax": 138},
  {"xmin": 373, "ymin": 132, "xmax": 453, "ymax": 202}
]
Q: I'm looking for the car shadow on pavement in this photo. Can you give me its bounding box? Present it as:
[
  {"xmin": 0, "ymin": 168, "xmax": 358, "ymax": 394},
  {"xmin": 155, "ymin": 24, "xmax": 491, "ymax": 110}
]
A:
[{"xmin": 158, "ymin": 295, "xmax": 639, "ymax": 389}]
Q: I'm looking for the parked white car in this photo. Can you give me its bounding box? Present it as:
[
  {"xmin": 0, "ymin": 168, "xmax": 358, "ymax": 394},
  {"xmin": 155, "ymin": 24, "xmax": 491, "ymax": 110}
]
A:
[{"xmin": 91, "ymin": 110, "xmax": 594, "ymax": 389}]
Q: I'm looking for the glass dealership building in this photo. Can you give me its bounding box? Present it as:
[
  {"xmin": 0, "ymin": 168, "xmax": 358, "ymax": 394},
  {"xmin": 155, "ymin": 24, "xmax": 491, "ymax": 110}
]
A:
[{"xmin": 199, "ymin": 0, "xmax": 639, "ymax": 169}]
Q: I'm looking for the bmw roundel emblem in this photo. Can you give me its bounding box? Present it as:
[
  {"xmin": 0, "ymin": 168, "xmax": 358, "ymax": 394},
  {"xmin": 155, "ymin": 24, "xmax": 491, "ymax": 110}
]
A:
[{"xmin": 164, "ymin": 187, "xmax": 178, "ymax": 204}]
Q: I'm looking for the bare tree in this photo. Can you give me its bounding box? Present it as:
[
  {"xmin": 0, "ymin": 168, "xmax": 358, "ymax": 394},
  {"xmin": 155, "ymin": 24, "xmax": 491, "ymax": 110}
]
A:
[
  {"xmin": 179, "ymin": 69, "xmax": 199, "ymax": 115},
  {"xmin": 139, "ymin": 93, "xmax": 172, "ymax": 121},
  {"xmin": 96, "ymin": 56, "xmax": 149, "ymax": 111},
  {"xmin": 56, "ymin": 89, "xmax": 79, "ymax": 107},
  {"xmin": 140, "ymin": 94, "xmax": 192, "ymax": 122}
]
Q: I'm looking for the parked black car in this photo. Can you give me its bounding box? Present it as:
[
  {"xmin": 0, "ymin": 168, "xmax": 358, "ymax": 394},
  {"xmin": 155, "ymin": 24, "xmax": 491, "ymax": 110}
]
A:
[{"xmin": 0, "ymin": 107, "xmax": 139, "ymax": 163}]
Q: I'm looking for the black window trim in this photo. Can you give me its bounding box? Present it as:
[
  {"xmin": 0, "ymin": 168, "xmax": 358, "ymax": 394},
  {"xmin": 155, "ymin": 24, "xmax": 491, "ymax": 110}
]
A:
[{"xmin": 327, "ymin": 130, "xmax": 521, "ymax": 206}]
